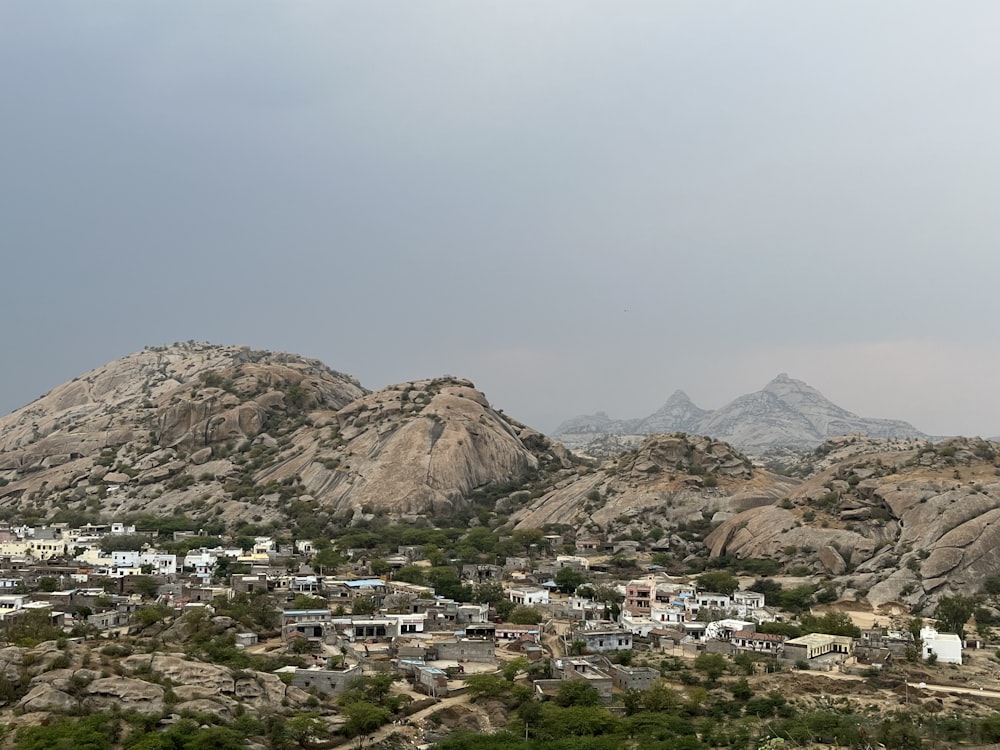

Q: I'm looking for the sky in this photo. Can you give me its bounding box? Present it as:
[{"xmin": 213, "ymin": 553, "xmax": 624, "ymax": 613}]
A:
[{"xmin": 2, "ymin": 2, "xmax": 999, "ymax": 438}]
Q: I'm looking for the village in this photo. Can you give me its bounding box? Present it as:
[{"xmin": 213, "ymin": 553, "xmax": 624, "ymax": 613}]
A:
[{"xmin": 0, "ymin": 519, "xmax": 979, "ymax": 712}]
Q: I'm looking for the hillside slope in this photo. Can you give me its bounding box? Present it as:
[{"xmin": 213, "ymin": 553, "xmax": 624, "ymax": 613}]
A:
[
  {"xmin": 705, "ymin": 436, "xmax": 1000, "ymax": 608},
  {"xmin": 0, "ymin": 343, "xmax": 570, "ymax": 529}
]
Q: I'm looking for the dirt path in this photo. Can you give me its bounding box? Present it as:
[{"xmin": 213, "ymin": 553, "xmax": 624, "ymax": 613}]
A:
[
  {"xmin": 541, "ymin": 631, "xmax": 564, "ymax": 659},
  {"xmin": 803, "ymin": 668, "xmax": 1000, "ymax": 701},
  {"xmin": 350, "ymin": 692, "xmax": 473, "ymax": 747},
  {"xmin": 907, "ymin": 681, "xmax": 1000, "ymax": 700}
]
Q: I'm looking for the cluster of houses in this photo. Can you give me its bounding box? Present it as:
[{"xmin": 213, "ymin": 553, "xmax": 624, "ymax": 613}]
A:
[{"xmin": 0, "ymin": 523, "xmax": 969, "ymax": 703}]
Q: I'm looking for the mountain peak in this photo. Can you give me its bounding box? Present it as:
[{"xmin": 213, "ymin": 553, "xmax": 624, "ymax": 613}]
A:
[
  {"xmin": 764, "ymin": 372, "xmax": 807, "ymax": 389},
  {"xmin": 555, "ymin": 375, "xmax": 926, "ymax": 452},
  {"xmin": 664, "ymin": 389, "xmax": 693, "ymax": 405}
]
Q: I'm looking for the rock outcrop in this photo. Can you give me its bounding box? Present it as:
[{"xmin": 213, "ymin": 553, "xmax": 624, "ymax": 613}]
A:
[
  {"xmin": 705, "ymin": 437, "xmax": 1000, "ymax": 609},
  {"xmin": 513, "ymin": 433, "xmax": 799, "ymax": 538},
  {"xmin": 0, "ymin": 343, "xmax": 571, "ymax": 523}
]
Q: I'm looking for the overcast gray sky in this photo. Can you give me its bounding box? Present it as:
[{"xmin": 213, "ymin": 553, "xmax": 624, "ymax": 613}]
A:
[{"xmin": 3, "ymin": 2, "xmax": 999, "ymax": 438}]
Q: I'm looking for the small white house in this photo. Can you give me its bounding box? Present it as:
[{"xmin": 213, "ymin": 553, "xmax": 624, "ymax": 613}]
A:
[
  {"xmin": 921, "ymin": 626, "xmax": 962, "ymax": 665},
  {"xmin": 509, "ymin": 586, "xmax": 549, "ymax": 606}
]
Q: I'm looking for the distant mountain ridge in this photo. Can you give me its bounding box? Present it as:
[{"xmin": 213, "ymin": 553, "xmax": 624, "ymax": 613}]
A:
[{"xmin": 554, "ymin": 374, "xmax": 927, "ymax": 452}]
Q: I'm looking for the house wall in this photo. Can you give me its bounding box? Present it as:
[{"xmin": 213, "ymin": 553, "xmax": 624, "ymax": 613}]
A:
[
  {"xmin": 434, "ymin": 639, "xmax": 496, "ymax": 663},
  {"xmin": 290, "ymin": 666, "xmax": 361, "ymax": 694}
]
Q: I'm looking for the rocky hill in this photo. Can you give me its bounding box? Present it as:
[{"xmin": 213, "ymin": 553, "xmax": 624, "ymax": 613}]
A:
[
  {"xmin": 512, "ymin": 433, "xmax": 800, "ymax": 553},
  {"xmin": 554, "ymin": 373, "xmax": 927, "ymax": 454},
  {"xmin": 705, "ymin": 435, "xmax": 1000, "ymax": 609},
  {"xmin": 0, "ymin": 343, "xmax": 572, "ymax": 531}
]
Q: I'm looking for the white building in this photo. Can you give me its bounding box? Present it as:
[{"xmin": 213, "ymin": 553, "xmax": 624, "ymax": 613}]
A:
[
  {"xmin": 509, "ymin": 586, "xmax": 549, "ymax": 606},
  {"xmin": 184, "ymin": 549, "xmax": 220, "ymax": 577},
  {"xmin": 921, "ymin": 626, "xmax": 962, "ymax": 665},
  {"xmin": 694, "ymin": 592, "xmax": 732, "ymax": 613},
  {"xmin": 732, "ymin": 591, "xmax": 766, "ymax": 618},
  {"xmin": 253, "ymin": 537, "xmax": 276, "ymax": 555},
  {"xmin": 295, "ymin": 540, "xmax": 314, "ymax": 555}
]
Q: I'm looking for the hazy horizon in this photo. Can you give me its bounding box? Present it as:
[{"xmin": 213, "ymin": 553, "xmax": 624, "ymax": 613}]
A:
[{"xmin": 3, "ymin": 2, "xmax": 999, "ymax": 439}]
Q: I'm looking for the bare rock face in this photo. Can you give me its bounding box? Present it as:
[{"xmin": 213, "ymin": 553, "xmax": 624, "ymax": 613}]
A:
[
  {"xmin": 83, "ymin": 676, "xmax": 165, "ymax": 715},
  {"xmin": 0, "ymin": 647, "xmax": 26, "ymax": 686},
  {"xmin": 818, "ymin": 545, "xmax": 848, "ymax": 575},
  {"xmin": 241, "ymin": 377, "xmax": 559, "ymax": 516},
  {"xmin": 18, "ymin": 684, "xmax": 78, "ymax": 714},
  {"xmin": 0, "ymin": 343, "xmax": 562, "ymax": 521},
  {"xmin": 121, "ymin": 652, "xmax": 235, "ymax": 693},
  {"xmin": 175, "ymin": 698, "xmax": 235, "ymax": 721},
  {"xmin": 705, "ymin": 437, "xmax": 1000, "ymax": 609}
]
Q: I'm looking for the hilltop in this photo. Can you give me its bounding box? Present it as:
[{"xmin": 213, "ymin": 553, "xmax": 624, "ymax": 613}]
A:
[{"xmin": 0, "ymin": 343, "xmax": 573, "ymax": 534}]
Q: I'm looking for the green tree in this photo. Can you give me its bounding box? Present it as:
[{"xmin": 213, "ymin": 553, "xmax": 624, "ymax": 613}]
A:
[
  {"xmin": 801, "ymin": 610, "xmax": 861, "ymax": 637},
  {"xmin": 425, "ymin": 567, "xmax": 471, "ymax": 600},
  {"xmin": 291, "ymin": 594, "xmax": 328, "ymax": 610},
  {"xmin": 392, "ymin": 565, "xmax": 426, "ymax": 585},
  {"xmin": 555, "ymin": 679, "xmax": 601, "ymax": 707},
  {"xmin": 15, "ymin": 713, "xmax": 117, "ymax": 750},
  {"xmin": 936, "ymin": 594, "xmax": 975, "ymax": 640},
  {"xmin": 642, "ymin": 680, "xmax": 681, "ymax": 711},
  {"xmin": 341, "ymin": 701, "xmax": 390, "ymax": 745},
  {"xmin": 695, "ymin": 570, "xmax": 739, "ymax": 596},
  {"xmin": 471, "ymin": 581, "xmax": 505, "ymax": 606},
  {"xmin": 3, "ymin": 608, "xmax": 64, "ymax": 647},
  {"xmin": 351, "ymin": 596, "xmax": 377, "ymax": 615},
  {"xmin": 313, "ymin": 547, "xmax": 343, "ymax": 574},
  {"xmin": 775, "ymin": 584, "xmax": 816, "ymax": 613},
  {"xmin": 465, "ymin": 673, "xmax": 511, "ymax": 701},
  {"xmin": 283, "ymin": 712, "xmax": 329, "ymax": 748},
  {"xmin": 507, "ymin": 606, "xmax": 542, "ymax": 624},
  {"xmin": 493, "ymin": 598, "xmax": 515, "ymax": 620},
  {"xmin": 133, "ymin": 575, "xmax": 160, "ymax": 599},
  {"xmin": 133, "ymin": 604, "xmax": 172, "ymax": 628},
  {"xmin": 694, "ymin": 652, "xmax": 728, "ymax": 683},
  {"xmin": 730, "ymin": 677, "xmax": 753, "ymax": 700},
  {"xmin": 554, "ymin": 566, "xmax": 586, "ymax": 594},
  {"xmin": 99, "ymin": 534, "xmax": 151, "ymax": 553},
  {"xmin": 502, "ymin": 657, "xmax": 530, "ymax": 681},
  {"xmin": 982, "ymin": 574, "xmax": 1000, "ymax": 598}
]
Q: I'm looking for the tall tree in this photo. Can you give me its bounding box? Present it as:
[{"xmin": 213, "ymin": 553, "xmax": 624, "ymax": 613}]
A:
[{"xmin": 935, "ymin": 594, "xmax": 975, "ymax": 640}]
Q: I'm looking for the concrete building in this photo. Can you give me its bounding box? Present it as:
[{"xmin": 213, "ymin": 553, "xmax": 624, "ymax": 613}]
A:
[
  {"xmin": 550, "ymin": 658, "xmax": 613, "ymax": 702},
  {"xmin": 281, "ymin": 609, "xmax": 336, "ymax": 641},
  {"xmin": 279, "ymin": 664, "xmax": 361, "ymax": 694},
  {"xmin": 509, "ymin": 586, "xmax": 549, "ymax": 606},
  {"xmin": 730, "ymin": 630, "xmax": 785, "ymax": 654},
  {"xmin": 571, "ymin": 626, "xmax": 633, "ymax": 653},
  {"xmin": 611, "ymin": 664, "xmax": 660, "ymax": 692},
  {"xmin": 434, "ymin": 637, "xmax": 496, "ymax": 664},
  {"xmin": 495, "ymin": 624, "xmax": 540, "ymax": 642},
  {"xmin": 921, "ymin": 626, "xmax": 962, "ymax": 665},
  {"xmin": 783, "ymin": 633, "xmax": 854, "ymax": 662},
  {"xmin": 732, "ymin": 591, "xmax": 766, "ymax": 618}
]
